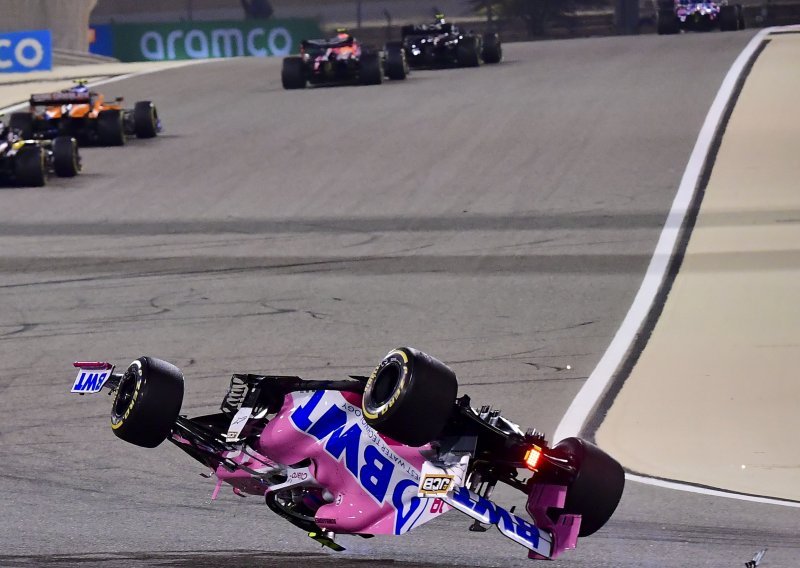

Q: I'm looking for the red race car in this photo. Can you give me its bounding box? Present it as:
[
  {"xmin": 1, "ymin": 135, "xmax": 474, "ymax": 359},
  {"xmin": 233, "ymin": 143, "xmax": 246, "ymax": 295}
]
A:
[{"xmin": 282, "ymin": 29, "xmax": 408, "ymax": 89}]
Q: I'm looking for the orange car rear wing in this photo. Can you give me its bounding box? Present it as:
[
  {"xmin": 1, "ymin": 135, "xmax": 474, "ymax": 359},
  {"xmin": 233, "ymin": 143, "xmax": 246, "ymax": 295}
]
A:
[{"xmin": 29, "ymin": 92, "xmax": 92, "ymax": 106}]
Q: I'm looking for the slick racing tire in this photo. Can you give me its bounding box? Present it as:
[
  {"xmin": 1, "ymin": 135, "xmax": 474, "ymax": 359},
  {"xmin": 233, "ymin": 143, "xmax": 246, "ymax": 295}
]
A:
[
  {"xmin": 97, "ymin": 109, "xmax": 125, "ymax": 146},
  {"xmin": 8, "ymin": 111, "xmax": 33, "ymax": 139},
  {"xmin": 52, "ymin": 136, "xmax": 80, "ymax": 177},
  {"xmin": 657, "ymin": 11, "xmax": 680, "ymax": 34},
  {"xmin": 15, "ymin": 145, "xmax": 46, "ymax": 187},
  {"xmin": 656, "ymin": 0, "xmax": 680, "ymax": 35},
  {"xmin": 111, "ymin": 356, "xmax": 184, "ymax": 448},
  {"xmin": 456, "ymin": 36, "xmax": 481, "ymax": 68},
  {"xmin": 133, "ymin": 101, "xmax": 159, "ymax": 138},
  {"xmin": 282, "ymin": 57, "xmax": 307, "ymax": 90},
  {"xmin": 359, "ymin": 52, "xmax": 384, "ymax": 85},
  {"xmin": 362, "ymin": 347, "xmax": 457, "ymax": 446},
  {"xmin": 719, "ymin": 5, "xmax": 739, "ymax": 31},
  {"xmin": 549, "ymin": 437, "xmax": 625, "ymax": 537},
  {"xmin": 384, "ymin": 41, "xmax": 408, "ymax": 80},
  {"xmin": 481, "ymin": 32, "xmax": 502, "ymax": 64}
]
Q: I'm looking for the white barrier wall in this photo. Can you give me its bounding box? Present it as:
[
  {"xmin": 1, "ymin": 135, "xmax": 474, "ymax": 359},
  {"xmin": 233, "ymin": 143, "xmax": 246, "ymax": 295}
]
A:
[{"xmin": 0, "ymin": 0, "xmax": 98, "ymax": 51}]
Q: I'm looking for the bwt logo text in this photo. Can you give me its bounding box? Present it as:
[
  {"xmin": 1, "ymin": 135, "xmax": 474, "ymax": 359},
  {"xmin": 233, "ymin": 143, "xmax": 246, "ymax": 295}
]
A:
[{"xmin": 0, "ymin": 30, "xmax": 52, "ymax": 72}]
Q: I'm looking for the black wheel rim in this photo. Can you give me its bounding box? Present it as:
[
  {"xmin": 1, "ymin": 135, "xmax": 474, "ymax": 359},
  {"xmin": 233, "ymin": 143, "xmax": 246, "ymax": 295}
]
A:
[
  {"xmin": 113, "ymin": 371, "xmax": 136, "ymax": 416},
  {"xmin": 371, "ymin": 360, "xmax": 402, "ymax": 406}
]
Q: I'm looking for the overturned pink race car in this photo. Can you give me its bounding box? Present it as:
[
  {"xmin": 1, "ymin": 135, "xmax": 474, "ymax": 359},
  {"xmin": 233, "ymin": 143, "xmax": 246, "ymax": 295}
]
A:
[{"xmin": 71, "ymin": 348, "xmax": 624, "ymax": 560}]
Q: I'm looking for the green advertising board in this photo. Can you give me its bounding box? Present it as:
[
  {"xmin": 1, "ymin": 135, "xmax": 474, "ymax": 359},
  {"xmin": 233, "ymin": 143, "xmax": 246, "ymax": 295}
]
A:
[{"xmin": 111, "ymin": 19, "xmax": 322, "ymax": 62}]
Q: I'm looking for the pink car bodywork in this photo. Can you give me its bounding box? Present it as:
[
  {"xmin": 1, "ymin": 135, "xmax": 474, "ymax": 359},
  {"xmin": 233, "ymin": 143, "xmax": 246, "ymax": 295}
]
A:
[
  {"xmin": 72, "ymin": 353, "xmax": 622, "ymax": 561},
  {"xmin": 177, "ymin": 390, "xmax": 448, "ymax": 534},
  {"xmin": 175, "ymin": 389, "xmax": 579, "ymax": 558}
]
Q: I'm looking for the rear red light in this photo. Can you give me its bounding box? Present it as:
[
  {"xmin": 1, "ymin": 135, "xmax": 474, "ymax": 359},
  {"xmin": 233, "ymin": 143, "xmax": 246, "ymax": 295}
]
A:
[{"xmin": 524, "ymin": 446, "xmax": 542, "ymax": 471}]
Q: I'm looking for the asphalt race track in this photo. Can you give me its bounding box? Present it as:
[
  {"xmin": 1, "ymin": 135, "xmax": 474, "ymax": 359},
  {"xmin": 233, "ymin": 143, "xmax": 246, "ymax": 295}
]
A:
[{"xmin": 1, "ymin": 33, "xmax": 799, "ymax": 567}]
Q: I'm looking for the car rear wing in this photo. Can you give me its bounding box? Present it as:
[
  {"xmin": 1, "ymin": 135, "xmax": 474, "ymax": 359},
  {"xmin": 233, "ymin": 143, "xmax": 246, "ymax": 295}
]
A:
[
  {"xmin": 71, "ymin": 361, "xmax": 121, "ymax": 394},
  {"xmin": 302, "ymin": 37, "xmax": 353, "ymax": 50},
  {"xmin": 29, "ymin": 92, "xmax": 92, "ymax": 106},
  {"xmin": 401, "ymin": 23, "xmax": 453, "ymax": 37}
]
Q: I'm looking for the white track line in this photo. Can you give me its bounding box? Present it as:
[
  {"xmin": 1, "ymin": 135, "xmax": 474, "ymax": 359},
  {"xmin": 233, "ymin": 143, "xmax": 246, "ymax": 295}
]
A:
[
  {"xmin": 0, "ymin": 58, "xmax": 212, "ymax": 115},
  {"xmin": 553, "ymin": 26, "xmax": 775, "ymax": 441},
  {"xmin": 627, "ymin": 474, "xmax": 800, "ymax": 507},
  {"xmin": 552, "ymin": 26, "xmax": 800, "ymax": 505}
]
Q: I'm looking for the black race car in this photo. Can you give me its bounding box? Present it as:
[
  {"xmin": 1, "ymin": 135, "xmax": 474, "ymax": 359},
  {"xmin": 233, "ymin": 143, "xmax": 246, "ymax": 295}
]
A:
[
  {"xmin": 395, "ymin": 14, "xmax": 502, "ymax": 69},
  {"xmin": 0, "ymin": 126, "xmax": 80, "ymax": 187},
  {"xmin": 282, "ymin": 30, "xmax": 408, "ymax": 89}
]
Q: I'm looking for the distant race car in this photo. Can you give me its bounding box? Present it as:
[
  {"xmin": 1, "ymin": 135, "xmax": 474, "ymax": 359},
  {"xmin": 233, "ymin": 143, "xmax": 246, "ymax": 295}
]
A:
[
  {"xmin": 657, "ymin": 0, "xmax": 745, "ymax": 34},
  {"xmin": 282, "ymin": 29, "xmax": 408, "ymax": 89},
  {"xmin": 0, "ymin": 126, "xmax": 80, "ymax": 187},
  {"xmin": 396, "ymin": 14, "xmax": 502, "ymax": 68},
  {"xmin": 6, "ymin": 81, "xmax": 161, "ymax": 146},
  {"xmin": 70, "ymin": 347, "xmax": 625, "ymax": 560}
]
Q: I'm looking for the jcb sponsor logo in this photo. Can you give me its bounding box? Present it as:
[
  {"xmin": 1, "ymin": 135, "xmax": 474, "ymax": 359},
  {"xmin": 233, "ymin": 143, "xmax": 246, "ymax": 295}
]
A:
[{"xmin": 420, "ymin": 475, "xmax": 453, "ymax": 495}]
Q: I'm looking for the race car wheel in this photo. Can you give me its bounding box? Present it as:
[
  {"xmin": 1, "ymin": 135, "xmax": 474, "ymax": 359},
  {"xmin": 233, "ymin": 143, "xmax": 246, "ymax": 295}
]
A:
[
  {"xmin": 52, "ymin": 136, "xmax": 80, "ymax": 177},
  {"xmin": 362, "ymin": 347, "xmax": 457, "ymax": 446},
  {"xmin": 384, "ymin": 41, "xmax": 407, "ymax": 80},
  {"xmin": 359, "ymin": 52, "xmax": 384, "ymax": 85},
  {"xmin": 133, "ymin": 101, "xmax": 159, "ymax": 138},
  {"xmin": 14, "ymin": 145, "xmax": 46, "ymax": 187},
  {"xmin": 657, "ymin": 12, "xmax": 680, "ymax": 34},
  {"xmin": 110, "ymin": 356, "xmax": 184, "ymax": 448},
  {"xmin": 719, "ymin": 5, "xmax": 739, "ymax": 31},
  {"xmin": 549, "ymin": 437, "xmax": 625, "ymax": 537},
  {"xmin": 282, "ymin": 57, "xmax": 307, "ymax": 90},
  {"xmin": 457, "ymin": 36, "xmax": 481, "ymax": 68},
  {"xmin": 481, "ymin": 32, "xmax": 502, "ymax": 64},
  {"xmin": 8, "ymin": 111, "xmax": 33, "ymax": 139},
  {"xmin": 97, "ymin": 109, "xmax": 125, "ymax": 146}
]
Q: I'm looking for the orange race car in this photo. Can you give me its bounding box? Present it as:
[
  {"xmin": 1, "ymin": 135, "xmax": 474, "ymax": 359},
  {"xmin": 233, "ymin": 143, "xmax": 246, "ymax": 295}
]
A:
[{"xmin": 6, "ymin": 82, "xmax": 161, "ymax": 147}]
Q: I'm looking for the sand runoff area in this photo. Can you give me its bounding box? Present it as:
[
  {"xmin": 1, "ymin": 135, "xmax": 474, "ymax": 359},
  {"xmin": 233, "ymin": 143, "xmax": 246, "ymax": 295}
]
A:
[{"xmin": 597, "ymin": 30, "xmax": 800, "ymax": 502}]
